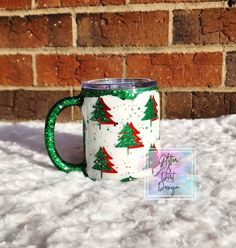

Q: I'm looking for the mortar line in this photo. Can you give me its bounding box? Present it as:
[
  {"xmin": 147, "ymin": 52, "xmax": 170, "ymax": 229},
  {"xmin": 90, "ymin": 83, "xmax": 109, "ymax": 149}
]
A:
[
  {"xmin": 71, "ymin": 10, "xmax": 77, "ymax": 47},
  {"xmin": 125, "ymin": 0, "xmax": 130, "ymax": 4},
  {"xmin": 2, "ymin": 86, "xmax": 236, "ymax": 92},
  {"xmin": 122, "ymin": 56, "xmax": 126, "ymax": 78},
  {"xmin": 0, "ymin": 2, "xmax": 226, "ymax": 17},
  {"xmin": 69, "ymin": 86, "xmax": 75, "ymax": 121},
  {"xmin": 32, "ymin": 54, "xmax": 37, "ymax": 86},
  {"xmin": 223, "ymin": 0, "xmax": 228, "ymax": 8},
  {"xmin": 221, "ymin": 51, "xmax": 226, "ymax": 87},
  {"xmin": 31, "ymin": 0, "xmax": 36, "ymax": 9},
  {"xmin": 168, "ymin": 10, "xmax": 173, "ymax": 46},
  {"xmin": 159, "ymin": 86, "xmax": 236, "ymax": 92},
  {"xmin": 0, "ymin": 44, "xmax": 234, "ymax": 55},
  {"xmin": 161, "ymin": 91, "xmax": 166, "ymax": 120}
]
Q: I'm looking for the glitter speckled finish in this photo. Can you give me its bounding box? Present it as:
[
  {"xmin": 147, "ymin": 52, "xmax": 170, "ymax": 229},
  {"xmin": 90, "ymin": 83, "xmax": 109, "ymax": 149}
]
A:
[
  {"xmin": 44, "ymin": 78, "xmax": 160, "ymax": 182},
  {"xmin": 45, "ymin": 96, "xmax": 86, "ymax": 173}
]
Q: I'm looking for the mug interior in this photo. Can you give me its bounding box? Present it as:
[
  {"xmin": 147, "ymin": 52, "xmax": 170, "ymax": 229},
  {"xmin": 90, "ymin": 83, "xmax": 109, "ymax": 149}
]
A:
[{"xmin": 81, "ymin": 78, "xmax": 157, "ymax": 90}]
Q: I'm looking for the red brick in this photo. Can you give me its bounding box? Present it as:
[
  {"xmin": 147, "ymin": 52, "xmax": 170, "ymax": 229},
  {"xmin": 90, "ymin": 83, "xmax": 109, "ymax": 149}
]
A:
[
  {"xmin": 63, "ymin": 0, "xmax": 99, "ymax": 5},
  {"xmin": 1, "ymin": 90, "xmax": 235, "ymax": 121},
  {"xmin": 77, "ymin": 11, "xmax": 168, "ymax": 46},
  {"xmin": 225, "ymin": 52, "xmax": 236, "ymax": 87},
  {"xmin": 0, "ymin": 90, "xmax": 72, "ymax": 121},
  {"xmin": 0, "ymin": 0, "xmax": 31, "ymax": 9},
  {"xmin": 0, "ymin": 55, "xmax": 33, "ymax": 86},
  {"xmin": 130, "ymin": 0, "xmax": 220, "ymax": 2},
  {"xmin": 36, "ymin": 54, "xmax": 122, "ymax": 86},
  {"xmin": 165, "ymin": 92, "xmax": 232, "ymax": 119},
  {"xmin": 73, "ymin": 90, "xmax": 83, "ymax": 121},
  {"xmin": 37, "ymin": 0, "xmax": 124, "ymax": 8},
  {"xmin": 173, "ymin": 9, "xmax": 236, "ymax": 44},
  {"xmin": 165, "ymin": 92, "xmax": 192, "ymax": 119},
  {"xmin": 0, "ymin": 14, "xmax": 72, "ymax": 48},
  {"xmin": 192, "ymin": 92, "xmax": 229, "ymax": 118},
  {"xmin": 36, "ymin": 0, "xmax": 61, "ymax": 8},
  {"xmin": 13, "ymin": 90, "xmax": 72, "ymax": 121},
  {"xmin": 126, "ymin": 53, "xmax": 222, "ymax": 87},
  {"xmin": 0, "ymin": 91, "xmax": 14, "ymax": 120},
  {"xmin": 100, "ymin": 0, "xmax": 125, "ymax": 4}
]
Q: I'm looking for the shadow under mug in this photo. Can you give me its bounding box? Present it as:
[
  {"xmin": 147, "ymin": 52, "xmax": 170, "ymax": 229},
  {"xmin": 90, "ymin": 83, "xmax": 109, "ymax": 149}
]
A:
[{"xmin": 44, "ymin": 78, "xmax": 160, "ymax": 182}]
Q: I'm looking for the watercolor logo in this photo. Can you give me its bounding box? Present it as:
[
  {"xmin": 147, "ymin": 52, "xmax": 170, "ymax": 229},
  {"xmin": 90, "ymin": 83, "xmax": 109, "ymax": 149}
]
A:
[{"xmin": 145, "ymin": 148, "xmax": 196, "ymax": 200}]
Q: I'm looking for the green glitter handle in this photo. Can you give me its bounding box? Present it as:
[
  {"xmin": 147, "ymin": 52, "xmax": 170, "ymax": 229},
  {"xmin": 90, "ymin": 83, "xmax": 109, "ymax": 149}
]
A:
[{"xmin": 44, "ymin": 96, "xmax": 84, "ymax": 173}]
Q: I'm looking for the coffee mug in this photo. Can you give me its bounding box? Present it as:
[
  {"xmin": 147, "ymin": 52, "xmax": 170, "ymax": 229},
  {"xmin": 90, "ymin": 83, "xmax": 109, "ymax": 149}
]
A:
[{"xmin": 45, "ymin": 78, "xmax": 160, "ymax": 182}]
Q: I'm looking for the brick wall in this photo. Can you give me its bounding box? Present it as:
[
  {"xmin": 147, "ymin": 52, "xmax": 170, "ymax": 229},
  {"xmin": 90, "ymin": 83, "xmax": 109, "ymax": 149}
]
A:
[{"xmin": 0, "ymin": 0, "xmax": 236, "ymax": 121}]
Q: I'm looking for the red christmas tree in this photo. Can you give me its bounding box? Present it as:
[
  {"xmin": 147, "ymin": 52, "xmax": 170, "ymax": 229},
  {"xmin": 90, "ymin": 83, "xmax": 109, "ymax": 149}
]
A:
[
  {"xmin": 90, "ymin": 98, "xmax": 117, "ymax": 128},
  {"xmin": 116, "ymin": 122, "xmax": 144, "ymax": 154},
  {"xmin": 93, "ymin": 147, "xmax": 117, "ymax": 179}
]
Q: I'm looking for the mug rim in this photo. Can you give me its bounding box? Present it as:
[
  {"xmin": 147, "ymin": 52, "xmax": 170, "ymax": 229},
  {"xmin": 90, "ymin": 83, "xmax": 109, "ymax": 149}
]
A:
[{"xmin": 81, "ymin": 78, "xmax": 157, "ymax": 90}]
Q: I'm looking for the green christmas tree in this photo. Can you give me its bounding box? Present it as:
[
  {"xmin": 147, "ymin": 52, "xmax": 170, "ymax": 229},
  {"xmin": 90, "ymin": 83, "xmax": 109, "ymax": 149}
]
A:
[
  {"xmin": 116, "ymin": 122, "xmax": 144, "ymax": 154},
  {"xmin": 142, "ymin": 96, "xmax": 158, "ymax": 127},
  {"xmin": 90, "ymin": 98, "xmax": 116, "ymax": 129},
  {"xmin": 92, "ymin": 147, "xmax": 117, "ymax": 179}
]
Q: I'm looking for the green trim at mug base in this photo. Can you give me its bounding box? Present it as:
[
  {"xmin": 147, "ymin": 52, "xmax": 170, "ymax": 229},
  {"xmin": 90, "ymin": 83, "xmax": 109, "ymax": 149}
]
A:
[
  {"xmin": 120, "ymin": 176, "xmax": 138, "ymax": 183},
  {"xmin": 88, "ymin": 175, "xmax": 138, "ymax": 183}
]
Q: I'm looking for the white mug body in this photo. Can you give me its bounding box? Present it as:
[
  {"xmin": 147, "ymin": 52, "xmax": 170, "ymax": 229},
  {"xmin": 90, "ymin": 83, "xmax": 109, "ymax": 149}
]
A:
[{"xmin": 81, "ymin": 86, "xmax": 160, "ymax": 181}]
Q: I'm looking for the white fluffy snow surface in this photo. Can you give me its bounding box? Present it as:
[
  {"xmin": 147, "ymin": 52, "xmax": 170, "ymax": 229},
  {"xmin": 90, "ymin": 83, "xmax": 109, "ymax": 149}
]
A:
[{"xmin": 0, "ymin": 115, "xmax": 236, "ymax": 248}]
